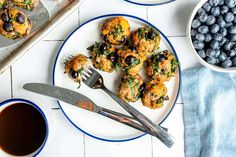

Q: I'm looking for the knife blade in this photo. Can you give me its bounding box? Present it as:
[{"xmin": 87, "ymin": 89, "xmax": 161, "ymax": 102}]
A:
[{"xmin": 23, "ymin": 83, "xmax": 166, "ymax": 135}]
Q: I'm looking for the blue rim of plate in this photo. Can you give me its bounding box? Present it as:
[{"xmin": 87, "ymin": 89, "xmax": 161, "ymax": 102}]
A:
[
  {"xmin": 52, "ymin": 13, "xmax": 182, "ymax": 142},
  {"xmin": 124, "ymin": 0, "xmax": 175, "ymax": 6},
  {"xmin": 0, "ymin": 98, "xmax": 49, "ymax": 157}
]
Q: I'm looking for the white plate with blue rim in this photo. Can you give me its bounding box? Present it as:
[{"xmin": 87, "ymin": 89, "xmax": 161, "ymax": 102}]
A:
[
  {"xmin": 53, "ymin": 14, "xmax": 181, "ymax": 142},
  {"xmin": 124, "ymin": 0, "xmax": 176, "ymax": 6}
]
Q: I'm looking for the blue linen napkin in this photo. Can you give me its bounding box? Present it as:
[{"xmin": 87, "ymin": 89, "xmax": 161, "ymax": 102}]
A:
[{"xmin": 181, "ymin": 67, "xmax": 236, "ymax": 157}]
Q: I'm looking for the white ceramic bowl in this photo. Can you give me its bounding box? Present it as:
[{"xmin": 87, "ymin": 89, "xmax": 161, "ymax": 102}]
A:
[{"xmin": 187, "ymin": 0, "xmax": 236, "ymax": 73}]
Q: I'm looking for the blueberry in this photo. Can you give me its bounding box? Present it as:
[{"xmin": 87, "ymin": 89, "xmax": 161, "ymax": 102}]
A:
[
  {"xmin": 139, "ymin": 83, "xmax": 146, "ymax": 94},
  {"xmin": 196, "ymin": 33, "xmax": 205, "ymax": 41},
  {"xmin": 217, "ymin": 17, "xmax": 226, "ymax": 27},
  {"xmin": 225, "ymin": 22, "xmax": 233, "ymax": 28},
  {"xmin": 193, "ymin": 40, "xmax": 205, "ymax": 49},
  {"xmin": 218, "ymin": 0, "xmax": 224, "ymax": 5},
  {"xmin": 205, "ymin": 33, "xmax": 213, "ymax": 42},
  {"xmin": 229, "ymin": 34, "xmax": 236, "ymax": 41},
  {"xmin": 107, "ymin": 53, "xmax": 118, "ymax": 62},
  {"xmin": 220, "ymin": 27, "xmax": 227, "ymax": 36},
  {"xmin": 221, "ymin": 6, "xmax": 229, "ymax": 14},
  {"xmin": 125, "ymin": 55, "xmax": 136, "ymax": 65},
  {"xmin": 215, "ymin": 49, "xmax": 221, "ymax": 57},
  {"xmin": 203, "ymin": 2, "xmax": 212, "ymax": 12},
  {"xmin": 192, "ymin": 19, "xmax": 201, "ymax": 28},
  {"xmin": 210, "ymin": 40, "xmax": 220, "ymax": 49},
  {"xmin": 147, "ymin": 31, "xmax": 156, "ymax": 40},
  {"xmin": 2, "ymin": 22, "xmax": 13, "ymax": 32},
  {"xmin": 191, "ymin": 29, "xmax": 197, "ymax": 37},
  {"xmin": 210, "ymin": 24, "xmax": 220, "ymax": 33},
  {"xmin": 198, "ymin": 49, "xmax": 206, "ymax": 58},
  {"xmin": 207, "ymin": 57, "xmax": 217, "ymax": 64},
  {"xmin": 219, "ymin": 37, "xmax": 228, "ymax": 46},
  {"xmin": 198, "ymin": 25, "xmax": 209, "ymax": 34},
  {"xmin": 99, "ymin": 43, "xmax": 107, "ymax": 51},
  {"xmin": 1, "ymin": 13, "xmax": 10, "ymax": 22},
  {"xmin": 15, "ymin": 13, "xmax": 25, "ymax": 24},
  {"xmin": 70, "ymin": 69, "xmax": 79, "ymax": 79},
  {"xmin": 228, "ymin": 26, "xmax": 236, "ymax": 34},
  {"xmin": 198, "ymin": 8, "xmax": 206, "ymax": 15},
  {"xmin": 213, "ymin": 33, "xmax": 223, "ymax": 41},
  {"xmin": 232, "ymin": 57, "xmax": 236, "ymax": 66},
  {"xmin": 199, "ymin": 13, "xmax": 208, "ymax": 23},
  {"xmin": 224, "ymin": 0, "xmax": 236, "ymax": 8},
  {"xmin": 231, "ymin": 7, "xmax": 236, "ymax": 14},
  {"xmin": 219, "ymin": 52, "xmax": 227, "ymax": 61},
  {"xmin": 206, "ymin": 48, "xmax": 216, "ymax": 57},
  {"xmin": 229, "ymin": 49, "xmax": 236, "ymax": 57},
  {"xmin": 211, "ymin": 6, "xmax": 220, "ymax": 16},
  {"xmin": 224, "ymin": 41, "xmax": 234, "ymax": 50},
  {"xmin": 224, "ymin": 12, "xmax": 235, "ymax": 22},
  {"xmin": 209, "ymin": 0, "xmax": 220, "ymax": 6},
  {"xmin": 216, "ymin": 58, "xmax": 220, "ymax": 64},
  {"xmin": 221, "ymin": 59, "xmax": 232, "ymax": 67},
  {"xmin": 206, "ymin": 15, "xmax": 216, "ymax": 25}
]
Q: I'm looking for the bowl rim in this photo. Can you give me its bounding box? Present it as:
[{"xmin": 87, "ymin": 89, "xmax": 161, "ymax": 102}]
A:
[{"xmin": 186, "ymin": 0, "xmax": 236, "ymax": 73}]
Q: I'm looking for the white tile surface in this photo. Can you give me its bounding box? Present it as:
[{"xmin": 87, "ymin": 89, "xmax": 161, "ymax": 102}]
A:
[{"xmin": 0, "ymin": 69, "xmax": 11, "ymax": 101}]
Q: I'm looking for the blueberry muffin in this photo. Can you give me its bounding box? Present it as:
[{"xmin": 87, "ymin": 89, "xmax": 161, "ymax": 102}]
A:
[
  {"xmin": 0, "ymin": 0, "xmax": 6, "ymax": 9},
  {"xmin": 118, "ymin": 74, "xmax": 144, "ymax": 102},
  {"xmin": 64, "ymin": 54, "xmax": 89, "ymax": 85},
  {"xmin": 141, "ymin": 80, "xmax": 168, "ymax": 109},
  {"xmin": 88, "ymin": 42, "xmax": 117, "ymax": 73},
  {"xmin": 0, "ymin": 8, "xmax": 32, "ymax": 39},
  {"xmin": 101, "ymin": 16, "xmax": 131, "ymax": 45},
  {"xmin": 146, "ymin": 50, "xmax": 179, "ymax": 82},
  {"xmin": 11, "ymin": 0, "xmax": 39, "ymax": 10},
  {"xmin": 132, "ymin": 27, "xmax": 161, "ymax": 59},
  {"xmin": 117, "ymin": 46, "xmax": 144, "ymax": 75}
]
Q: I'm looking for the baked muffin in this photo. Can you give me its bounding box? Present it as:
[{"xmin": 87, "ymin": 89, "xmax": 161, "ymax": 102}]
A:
[
  {"xmin": 117, "ymin": 46, "xmax": 144, "ymax": 75},
  {"xmin": 11, "ymin": 0, "xmax": 39, "ymax": 10},
  {"xmin": 64, "ymin": 54, "xmax": 89, "ymax": 86},
  {"xmin": 88, "ymin": 42, "xmax": 117, "ymax": 73},
  {"xmin": 132, "ymin": 27, "xmax": 161, "ymax": 59},
  {"xmin": 0, "ymin": 0, "xmax": 6, "ymax": 9},
  {"xmin": 101, "ymin": 16, "xmax": 131, "ymax": 45},
  {"xmin": 141, "ymin": 80, "xmax": 168, "ymax": 109},
  {"xmin": 146, "ymin": 50, "xmax": 179, "ymax": 82},
  {"xmin": 0, "ymin": 8, "xmax": 32, "ymax": 39},
  {"xmin": 118, "ymin": 74, "xmax": 144, "ymax": 102}
]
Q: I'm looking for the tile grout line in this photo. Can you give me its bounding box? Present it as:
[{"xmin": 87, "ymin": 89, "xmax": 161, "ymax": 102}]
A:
[{"xmin": 10, "ymin": 66, "xmax": 13, "ymax": 98}]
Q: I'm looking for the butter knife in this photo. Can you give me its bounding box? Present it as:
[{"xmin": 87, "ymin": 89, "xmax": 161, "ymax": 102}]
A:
[{"xmin": 23, "ymin": 83, "xmax": 167, "ymax": 135}]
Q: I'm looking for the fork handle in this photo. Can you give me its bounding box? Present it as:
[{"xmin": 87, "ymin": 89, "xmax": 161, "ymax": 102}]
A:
[
  {"xmin": 98, "ymin": 106, "xmax": 168, "ymax": 134},
  {"xmin": 102, "ymin": 86, "xmax": 174, "ymax": 148}
]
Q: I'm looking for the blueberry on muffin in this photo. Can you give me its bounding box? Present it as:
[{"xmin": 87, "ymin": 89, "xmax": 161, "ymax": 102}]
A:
[
  {"xmin": 0, "ymin": 8, "xmax": 32, "ymax": 39},
  {"xmin": 101, "ymin": 16, "xmax": 131, "ymax": 45},
  {"xmin": 146, "ymin": 50, "xmax": 179, "ymax": 82},
  {"xmin": 118, "ymin": 74, "xmax": 144, "ymax": 102},
  {"xmin": 141, "ymin": 80, "xmax": 168, "ymax": 109}
]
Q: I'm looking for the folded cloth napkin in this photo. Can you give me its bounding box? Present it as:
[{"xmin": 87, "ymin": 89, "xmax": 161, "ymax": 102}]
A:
[{"xmin": 181, "ymin": 67, "xmax": 236, "ymax": 157}]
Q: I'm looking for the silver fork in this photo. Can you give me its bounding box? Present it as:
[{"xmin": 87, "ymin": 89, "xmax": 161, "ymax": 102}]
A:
[{"xmin": 82, "ymin": 66, "xmax": 174, "ymax": 148}]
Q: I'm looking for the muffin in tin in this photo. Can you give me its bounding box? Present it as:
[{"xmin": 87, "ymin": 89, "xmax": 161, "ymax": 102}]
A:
[
  {"xmin": 141, "ymin": 80, "xmax": 168, "ymax": 109},
  {"xmin": 117, "ymin": 46, "xmax": 144, "ymax": 75},
  {"xmin": 0, "ymin": 0, "xmax": 6, "ymax": 9},
  {"xmin": 64, "ymin": 54, "xmax": 89, "ymax": 85},
  {"xmin": 88, "ymin": 42, "xmax": 117, "ymax": 73},
  {"xmin": 118, "ymin": 74, "xmax": 144, "ymax": 102},
  {"xmin": 132, "ymin": 27, "xmax": 161, "ymax": 59},
  {"xmin": 146, "ymin": 50, "xmax": 179, "ymax": 82},
  {"xmin": 11, "ymin": 0, "xmax": 39, "ymax": 10},
  {"xmin": 102, "ymin": 16, "xmax": 131, "ymax": 45},
  {"xmin": 0, "ymin": 8, "xmax": 32, "ymax": 39}
]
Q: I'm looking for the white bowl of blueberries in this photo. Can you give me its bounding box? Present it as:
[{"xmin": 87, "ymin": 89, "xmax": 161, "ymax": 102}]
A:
[{"xmin": 187, "ymin": 0, "xmax": 236, "ymax": 73}]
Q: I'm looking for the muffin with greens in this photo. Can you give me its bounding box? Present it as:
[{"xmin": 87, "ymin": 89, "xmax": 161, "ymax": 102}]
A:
[
  {"xmin": 118, "ymin": 74, "xmax": 144, "ymax": 102},
  {"xmin": 0, "ymin": 8, "xmax": 32, "ymax": 39},
  {"xmin": 88, "ymin": 42, "xmax": 117, "ymax": 73},
  {"xmin": 132, "ymin": 27, "xmax": 161, "ymax": 60},
  {"xmin": 141, "ymin": 80, "xmax": 168, "ymax": 109},
  {"xmin": 146, "ymin": 50, "xmax": 179, "ymax": 82},
  {"xmin": 117, "ymin": 46, "xmax": 144, "ymax": 75},
  {"xmin": 0, "ymin": 0, "xmax": 6, "ymax": 9},
  {"xmin": 11, "ymin": 0, "xmax": 39, "ymax": 10},
  {"xmin": 101, "ymin": 16, "xmax": 131, "ymax": 45}
]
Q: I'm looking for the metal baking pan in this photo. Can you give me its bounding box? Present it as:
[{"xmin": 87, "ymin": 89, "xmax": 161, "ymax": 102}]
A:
[{"xmin": 0, "ymin": 0, "xmax": 84, "ymax": 74}]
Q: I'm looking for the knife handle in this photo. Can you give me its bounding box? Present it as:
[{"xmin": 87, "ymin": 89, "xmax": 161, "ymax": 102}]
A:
[{"xmin": 98, "ymin": 107, "xmax": 167, "ymax": 135}]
